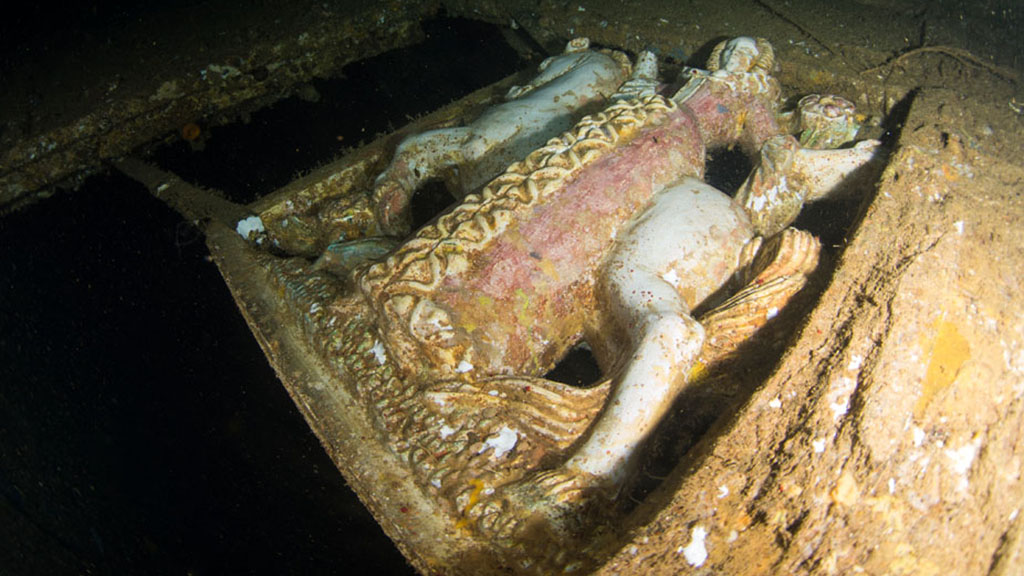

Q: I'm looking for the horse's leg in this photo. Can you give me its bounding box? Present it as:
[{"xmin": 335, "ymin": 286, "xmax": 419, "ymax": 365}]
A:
[
  {"xmin": 373, "ymin": 127, "xmax": 470, "ymax": 235},
  {"xmin": 565, "ymin": 176, "xmax": 750, "ymax": 486},
  {"xmin": 736, "ymin": 131, "xmax": 881, "ymax": 236}
]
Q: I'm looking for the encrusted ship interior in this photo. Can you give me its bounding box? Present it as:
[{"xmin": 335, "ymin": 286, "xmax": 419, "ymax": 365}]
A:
[{"xmin": 2, "ymin": 1, "xmax": 1023, "ymax": 575}]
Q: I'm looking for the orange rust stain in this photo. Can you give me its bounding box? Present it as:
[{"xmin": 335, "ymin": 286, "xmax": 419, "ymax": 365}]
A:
[
  {"xmin": 455, "ymin": 478, "xmax": 487, "ymax": 530},
  {"xmin": 915, "ymin": 317, "xmax": 970, "ymax": 419},
  {"xmin": 687, "ymin": 359, "xmax": 707, "ymax": 382},
  {"xmin": 734, "ymin": 108, "xmax": 748, "ymax": 138},
  {"xmin": 181, "ymin": 122, "xmax": 202, "ymax": 141},
  {"xmin": 941, "ymin": 163, "xmax": 959, "ymax": 181},
  {"xmin": 830, "ymin": 470, "xmax": 860, "ymax": 507}
]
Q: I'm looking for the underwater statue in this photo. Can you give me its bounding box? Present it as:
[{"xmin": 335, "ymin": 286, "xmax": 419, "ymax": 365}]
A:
[{"xmin": 236, "ymin": 35, "xmax": 880, "ymax": 572}]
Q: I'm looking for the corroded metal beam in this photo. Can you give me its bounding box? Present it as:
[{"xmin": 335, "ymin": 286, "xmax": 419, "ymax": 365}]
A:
[{"xmin": 0, "ymin": 2, "xmax": 435, "ymax": 214}]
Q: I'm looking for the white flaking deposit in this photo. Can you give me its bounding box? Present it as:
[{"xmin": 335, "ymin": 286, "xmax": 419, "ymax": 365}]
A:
[
  {"xmin": 912, "ymin": 426, "xmax": 926, "ymax": 447},
  {"xmin": 682, "ymin": 525, "xmax": 708, "ymax": 567},
  {"xmin": 478, "ymin": 426, "xmax": 519, "ymax": 459},
  {"xmin": 370, "ymin": 340, "xmax": 387, "ymax": 365},
  {"xmin": 945, "ymin": 435, "xmax": 982, "ymax": 490},
  {"xmin": 455, "ymin": 360, "xmax": 474, "ymax": 373},
  {"xmin": 661, "ymin": 268, "xmax": 681, "ymax": 288},
  {"xmin": 828, "ymin": 376, "xmax": 856, "ymax": 421},
  {"xmin": 236, "ymin": 215, "xmax": 265, "ymax": 239},
  {"xmin": 439, "ymin": 424, "xmax": 457, "ymax": 439}
]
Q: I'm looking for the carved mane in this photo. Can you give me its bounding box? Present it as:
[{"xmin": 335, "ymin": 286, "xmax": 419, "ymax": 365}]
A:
[{"xmin": 357, "ymin": 95, "xmax": 677, "ymax": 375}]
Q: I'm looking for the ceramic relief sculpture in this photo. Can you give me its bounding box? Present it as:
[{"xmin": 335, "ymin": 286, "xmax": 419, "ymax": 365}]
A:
[{"xmin": 240, "ymin": 35, "xmax": 881, "ymax": 572}]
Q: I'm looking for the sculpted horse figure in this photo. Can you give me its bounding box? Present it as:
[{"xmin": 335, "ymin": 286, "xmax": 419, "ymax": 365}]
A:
[
  {"xmin": 338, "ymin": 35, "xmax": 881, "ymax": 544},
  {"xmin": 246, "ymin": 35, "xmax": 880, "ymax": 562}
]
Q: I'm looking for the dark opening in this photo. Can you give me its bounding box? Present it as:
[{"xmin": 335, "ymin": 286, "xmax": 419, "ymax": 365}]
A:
[
  {"xmin": 704, "ymin": 145, "xmax": 753, "ymax": 194},
  {"xmin": 544, "ymin": 343, "xmax": 604, "ymax": 388},
  {"xmin": 1, "ymin": 15, "xmax": 532, "ymax": 576},
  {"xmin": 409, "ymin": 179, "xmax": 459, "ymax": 231},
  {"xmin": 0, "ymin": 172, "xmax": 418, "ymax": 575}
]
